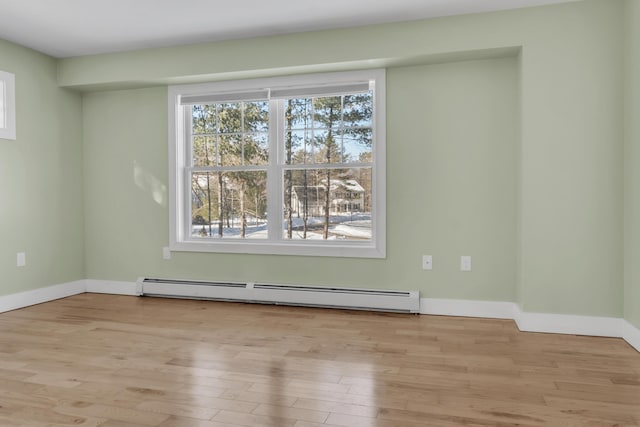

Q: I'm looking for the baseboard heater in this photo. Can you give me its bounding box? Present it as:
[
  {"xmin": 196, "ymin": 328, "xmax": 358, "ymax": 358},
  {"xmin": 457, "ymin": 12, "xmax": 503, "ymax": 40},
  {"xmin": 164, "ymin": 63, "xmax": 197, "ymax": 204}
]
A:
[{"xmin": 136, "ymin": 277, "xmax": 420, "ymax": 313}]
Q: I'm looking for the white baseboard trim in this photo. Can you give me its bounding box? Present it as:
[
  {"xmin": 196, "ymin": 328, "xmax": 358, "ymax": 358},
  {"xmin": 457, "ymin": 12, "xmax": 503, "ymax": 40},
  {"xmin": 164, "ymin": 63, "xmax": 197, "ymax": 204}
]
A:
[
  {"xmin": 421, "ymin": 297, "xmax": 640, "ymax": 352},
  {"xmin": 514, "ymin": 310, "xmax": 624, "ymax": 338},
  {"xmin": 0, "ymin": 280, "xmax": 137, "ymax": 314},
  {"xmin": 0, "ymin": 280, "xmax": 86, "ymax": 314},
  {"xmin": 0, "ymin": 284, "xmax": 638, "ymax": 353},
  {"xmin": 85, "ymin": 279, "xmax": 138, "ymax": 295},
  {"xmin": 622, "ymin": 320, "xmax": 640, "ymax": 352},
  {"xmin": 420, "ymin": 297, "xmax": 518, "ymax": 319}
]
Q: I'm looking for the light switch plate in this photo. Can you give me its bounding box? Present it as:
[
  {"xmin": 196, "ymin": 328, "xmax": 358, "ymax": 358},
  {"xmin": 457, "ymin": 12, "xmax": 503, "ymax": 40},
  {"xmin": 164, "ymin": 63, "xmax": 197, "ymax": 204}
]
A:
[
  {"xmin": 422, "ymin": 255, "xmax": 433, "ymax": 270},
  {"xmin": 17, "ymin": 252, "xmax": 26, "ymax": 267}
]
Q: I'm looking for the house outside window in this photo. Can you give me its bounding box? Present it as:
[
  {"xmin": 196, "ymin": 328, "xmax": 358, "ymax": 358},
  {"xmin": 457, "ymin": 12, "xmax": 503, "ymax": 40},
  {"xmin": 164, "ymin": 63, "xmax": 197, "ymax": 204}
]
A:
[{"xmin": 168, "ymin": 69, "xmax": 386, "ymax": 258}]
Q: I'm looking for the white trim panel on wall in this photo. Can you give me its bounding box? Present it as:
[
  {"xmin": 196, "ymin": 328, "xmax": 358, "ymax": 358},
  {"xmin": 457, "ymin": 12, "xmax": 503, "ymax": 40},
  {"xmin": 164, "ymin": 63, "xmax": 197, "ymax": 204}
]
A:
[
  {"xmin": 421, "ymin": 297, "xmax": 640, "ymax": 352},
  {"xmin": 0, "ymin": 281, "xmax": 85, "ymax": 314},
  {"xmin": 622, "ymin": 320, "xmax": 640, "ymax": 352},
  {"xmin": 0, "ymin": 280, "xmax": 138, "ymax": 315},
  {"xmin": 85, "ymin": 279, "xmax": 138, "ymax": 295},
  {"xmin": 515, "ymin": 310, "xmax": 624, "ymax": 338},
  {"xmin": 419, "ymin": 297, "xmax": 519, "ymax": 319}
]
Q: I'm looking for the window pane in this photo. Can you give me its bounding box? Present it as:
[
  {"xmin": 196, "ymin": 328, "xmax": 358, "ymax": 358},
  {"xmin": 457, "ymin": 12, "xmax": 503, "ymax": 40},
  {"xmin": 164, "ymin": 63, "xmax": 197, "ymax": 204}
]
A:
[
  {"xmin": 313, "ymin": 96, "xmax": 342, "ymax": 130},
  {"xmin": 192, "ymin": 171, "xmax": 268, "ymax": 239},
  {"xmin": 192, "ymin": 105, "xmax": 215, "ymax": 135},
  {"xmin": 287, "ymin": 129, "xmax": 354, "ymax": 165},
  {"xmin": 244, "ymin": 101, "xmax": 269, "ymax": 132},
  {"xmin": 313, "ymin": 129, "xmax": 344, "ymax": 164},
  {"xmin": 217, "ymin": 103, "xmax": 242, "ymax": 133},
  {"xmin": 282, "ymin": 168, "xmax": 372, "ymax": 241},
  {"xmin": 285, "ymin": 130, "xmax": 314, "ymax": 165},
  {"xmin": 219, "ymin": 134, "xmax": 242, "ymax": 166},
  {"xmin": 192, "ymin": 101, "xmax": 269, "ymax": 166},
  {"xmin": 244, "ymin": 133, "xmax": 269, "ymax": 165},
  {"xmin": 343, "ymin": 93, "xmax": 373, "ymax": 128},
  {"xmin": 285, "ymin": 93, "xmax": 372, "ymax": 165},
  {"xmin": 285, "ymin": 98, "xmax": 312, "ymax": 130},
  {"xmin": 192, "ymin": 136, "xmax": 216, "ymax": 166},
  {"xmin": 340, "ymin": 129, "xmax": 373, "ymax": 163}
]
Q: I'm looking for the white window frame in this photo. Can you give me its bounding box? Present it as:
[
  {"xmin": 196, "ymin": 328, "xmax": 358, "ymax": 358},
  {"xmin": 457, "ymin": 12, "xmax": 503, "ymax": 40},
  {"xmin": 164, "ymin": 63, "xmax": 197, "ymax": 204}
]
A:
[
  {"xmin": 168, "ymin": 69, "xmax": 386, "ymax": 258},
  {"xmin": 0, "ymin": 70, "xmax": 16, "ymax": 140}
]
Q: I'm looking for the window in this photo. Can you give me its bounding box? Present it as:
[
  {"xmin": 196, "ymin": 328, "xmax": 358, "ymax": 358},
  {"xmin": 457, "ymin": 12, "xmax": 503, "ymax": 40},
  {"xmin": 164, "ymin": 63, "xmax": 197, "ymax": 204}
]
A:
[
  {"xmin": 0, "ymin": 70, "xmax": 16, "ymax": 140},
  {"xmin": 169, "ymin": 70, "xmax": 385, "ymax": 258}
]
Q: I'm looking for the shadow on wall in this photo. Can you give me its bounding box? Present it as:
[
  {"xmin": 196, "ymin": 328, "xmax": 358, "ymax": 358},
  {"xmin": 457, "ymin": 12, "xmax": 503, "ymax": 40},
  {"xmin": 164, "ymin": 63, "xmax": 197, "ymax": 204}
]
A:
[{"xmin": 269, "ymin": 359, "xmax": 285, "ymax": 419}]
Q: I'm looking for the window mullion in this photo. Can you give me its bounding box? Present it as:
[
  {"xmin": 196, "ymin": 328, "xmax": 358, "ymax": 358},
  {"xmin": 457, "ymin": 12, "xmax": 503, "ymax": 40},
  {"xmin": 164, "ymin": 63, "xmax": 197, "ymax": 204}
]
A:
[
  {"xmin": 266, "ymin": 99, "xmax": 282, "ymax": 241},
  {"xmin": 183, "ymin": 106, "xmax": 194, "ymax": 241},
  {"xmin": 281, "ymin": 162, "xmax": 373, "ymax": 171}
]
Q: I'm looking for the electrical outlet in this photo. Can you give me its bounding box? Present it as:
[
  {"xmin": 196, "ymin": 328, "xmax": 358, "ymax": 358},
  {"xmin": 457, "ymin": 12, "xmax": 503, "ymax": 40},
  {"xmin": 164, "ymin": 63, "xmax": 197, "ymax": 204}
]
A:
[
  {"xmin": 162, "ymin": 247, "xmax": 171, "ymax": 260},
  {"xmin": 461, "ymin": 255, "xmax": 472, "ymax": 271},
  {"xmin": 17, "ymin": 252, "xmax": 26, "ymax": 267},
  {"xmin": 422, "ymin": 255, "xmax": 432, "ymax": 270}
]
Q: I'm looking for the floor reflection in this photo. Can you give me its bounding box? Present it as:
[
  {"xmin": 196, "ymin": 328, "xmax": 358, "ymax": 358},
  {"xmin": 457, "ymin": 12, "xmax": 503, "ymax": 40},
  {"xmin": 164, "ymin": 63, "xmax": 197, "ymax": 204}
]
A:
[{"xmin": 268, "ymin": 359, "xmax": 285, "ymax": 422}]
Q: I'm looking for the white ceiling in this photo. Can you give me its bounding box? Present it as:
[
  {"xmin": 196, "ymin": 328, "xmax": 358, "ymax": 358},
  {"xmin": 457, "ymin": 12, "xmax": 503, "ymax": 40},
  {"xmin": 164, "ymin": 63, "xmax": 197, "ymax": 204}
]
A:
[{"xmin": 0, "ymin": 0, "xmax": 579, "ymax": 58}]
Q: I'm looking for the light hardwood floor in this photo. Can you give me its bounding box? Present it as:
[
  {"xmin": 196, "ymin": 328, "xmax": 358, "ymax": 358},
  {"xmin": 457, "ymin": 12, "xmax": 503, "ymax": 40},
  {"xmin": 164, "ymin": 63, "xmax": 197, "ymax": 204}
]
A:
[{"xmin": 0, "ymin": 293, "xmax": 638, "ymax": 426}]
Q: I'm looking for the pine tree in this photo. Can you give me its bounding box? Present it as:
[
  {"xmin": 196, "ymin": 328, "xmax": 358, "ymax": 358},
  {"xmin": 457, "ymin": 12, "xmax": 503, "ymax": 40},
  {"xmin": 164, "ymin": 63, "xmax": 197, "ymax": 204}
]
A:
[
  {"xmin": 190, "ymin": 100, "xmax": 268, "ymax": 238},
  {"xmin": 312, "ymin": 96, "xmax": 342, "ymax": 239}
]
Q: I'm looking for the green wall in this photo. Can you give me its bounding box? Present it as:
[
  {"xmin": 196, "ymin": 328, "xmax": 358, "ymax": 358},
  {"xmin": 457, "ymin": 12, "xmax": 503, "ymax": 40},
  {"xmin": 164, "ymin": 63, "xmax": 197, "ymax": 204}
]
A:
[
  {"xmin": 76, "ymin": 0, "xmax": 625, "ymax": 317},
  {"xmin": 82, "ymin": 58, "xmax": 518, "ymax": 302},
  {"xmin": 518, "ymin": 1, "xmax": 623, "ymax": 316},
  {"xmin": 1, "ymin": 0, "xmax": 634, "ymax": 322},
  {"xmin": 625, "ymin": 0, "xmax": 640, "ymax": 329},
  {"xmin": 388, "ymin": 59, "xmax": 518, "ymax": 301},
  {"xmin": 0, "ymin": 40, "xmax": 84, "ymax": 296}
]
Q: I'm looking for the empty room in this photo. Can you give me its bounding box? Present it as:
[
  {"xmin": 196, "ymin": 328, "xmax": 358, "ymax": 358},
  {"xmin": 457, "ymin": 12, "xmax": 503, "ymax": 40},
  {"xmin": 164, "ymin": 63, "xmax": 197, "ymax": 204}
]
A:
[{"xmin": 1, "ymin": 0, "xmax": 640, "ymax": 425}]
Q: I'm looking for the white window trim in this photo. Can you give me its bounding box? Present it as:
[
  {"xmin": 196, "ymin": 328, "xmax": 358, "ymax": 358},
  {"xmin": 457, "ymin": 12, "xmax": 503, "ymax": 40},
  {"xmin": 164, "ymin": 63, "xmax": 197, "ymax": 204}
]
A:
[
  {"xmin": 168, "ymin": 69, "xmax": 386, "ymax": 258},
  {"xmin": 0, "ymin": 70, "xmax": 16, "ymax": 140}
]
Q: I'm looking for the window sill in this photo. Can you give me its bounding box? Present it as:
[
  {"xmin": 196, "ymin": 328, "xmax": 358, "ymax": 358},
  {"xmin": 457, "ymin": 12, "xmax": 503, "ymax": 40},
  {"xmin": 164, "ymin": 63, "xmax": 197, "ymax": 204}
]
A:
[{"xmin": 169, "ymin": 240, "xmax": 385, "ymax": 258}]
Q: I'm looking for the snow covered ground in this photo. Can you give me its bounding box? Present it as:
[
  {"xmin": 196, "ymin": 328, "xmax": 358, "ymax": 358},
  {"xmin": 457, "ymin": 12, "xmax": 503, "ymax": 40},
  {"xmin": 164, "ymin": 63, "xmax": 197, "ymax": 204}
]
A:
[{"xmin": 191, "ymin": 214, "xmax": 372, "ymax": 240}]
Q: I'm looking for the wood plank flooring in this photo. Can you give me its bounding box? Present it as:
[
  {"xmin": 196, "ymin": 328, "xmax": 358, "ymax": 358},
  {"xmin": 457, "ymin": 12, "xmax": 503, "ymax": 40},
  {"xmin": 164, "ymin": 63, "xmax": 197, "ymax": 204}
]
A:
[{"xmin": 0, "ymin": 293, "xmax": 638, "ymax": 426}]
